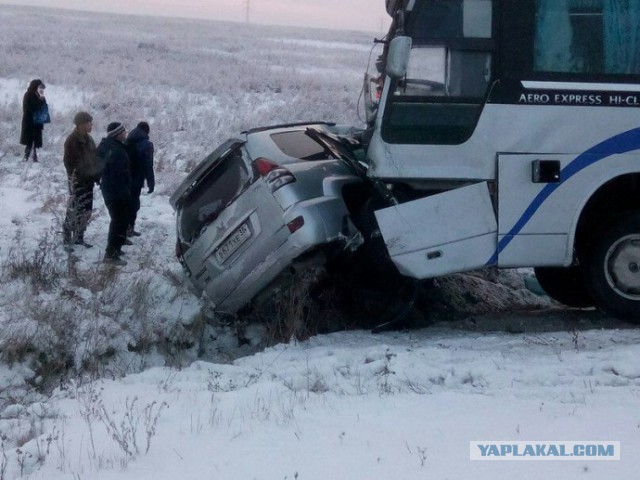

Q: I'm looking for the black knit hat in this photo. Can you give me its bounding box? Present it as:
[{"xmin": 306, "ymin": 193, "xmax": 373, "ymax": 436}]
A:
[
  {"xmin": 107, "ymin": 122, "xmax": 125, "ymax": 138},
  {"xmin": 137, "ymin": 121, "xmax": 150, "ymax": 134}
]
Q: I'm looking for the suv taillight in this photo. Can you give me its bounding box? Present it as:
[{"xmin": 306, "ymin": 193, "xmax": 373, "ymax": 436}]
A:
[{"xmin": 254, "ymin": 157, "xmax": 296, "ymax": 193}]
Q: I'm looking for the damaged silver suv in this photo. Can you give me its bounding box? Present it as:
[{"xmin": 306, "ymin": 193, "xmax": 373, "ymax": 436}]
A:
[{"xmin": 170, "ymin": 122, "xmax": 368, "ymax": 313}]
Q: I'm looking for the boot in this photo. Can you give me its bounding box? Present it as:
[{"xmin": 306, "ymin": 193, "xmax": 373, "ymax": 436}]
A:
[
  {"xmin": 32, "ymin": 149, "xmax": 38, "ymax": 163},
  {"xmin": 104, "ymin": 250, "xmax": 127, "ymax": 266},
  {"xmin": 74, "ymin": 237, "xmax": 93, "ymax": 248},
  {"xmin": 103, "ymin": 255, "xmax": 127, "ymax": 266},
  {"xmin": 127, "ymin": 226, "xmax": 142, "ymax": 237}
]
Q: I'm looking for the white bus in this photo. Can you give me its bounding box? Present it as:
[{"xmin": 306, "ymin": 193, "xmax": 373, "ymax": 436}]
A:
[{"xmin": 365, "ymin": 0, "xmax": 640, "ymax": 320}]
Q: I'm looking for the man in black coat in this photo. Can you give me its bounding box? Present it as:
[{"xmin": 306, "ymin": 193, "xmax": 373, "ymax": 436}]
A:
[
  {"xmin": 125, "ymin": 121, "xmax": 155, "ymax": 237},
  {"xmin": 97, "ymin": 122, "xmax": 131, "ymax": 266}
]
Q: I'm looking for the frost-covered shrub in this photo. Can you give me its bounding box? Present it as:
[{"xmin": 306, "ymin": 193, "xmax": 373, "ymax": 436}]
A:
[{"xmin": 3, "ymin": 229, "xmax": 66, "ymax": 292}]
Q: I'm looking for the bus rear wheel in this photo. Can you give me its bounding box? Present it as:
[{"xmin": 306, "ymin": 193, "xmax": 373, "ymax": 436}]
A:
[
  {"xmin": 584, "ymin": 213, "xmax": 640, "ymax": 323},
  {"xmin": 534, "ymin": 266, "xmax": 593, "ymax": 308}
]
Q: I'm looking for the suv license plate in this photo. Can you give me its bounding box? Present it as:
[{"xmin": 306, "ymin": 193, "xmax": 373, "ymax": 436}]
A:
[{"xmin": 215, "ymin": 222, "xmax": 251, "ymax": 264}]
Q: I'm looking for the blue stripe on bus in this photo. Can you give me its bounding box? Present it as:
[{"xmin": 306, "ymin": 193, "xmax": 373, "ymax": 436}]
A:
[{"xmin": 487, "ymin": 126, "xmax": 640, "ymax": 265}]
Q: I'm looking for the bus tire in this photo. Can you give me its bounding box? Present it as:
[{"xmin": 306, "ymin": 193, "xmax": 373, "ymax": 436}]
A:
[
  {"xmin": 534, "ymin": 266, "xmax": 594, "ymax": 308},
  {"xmin": 584, "ymin": 213, "xmax": 640, "ymax": 322}
]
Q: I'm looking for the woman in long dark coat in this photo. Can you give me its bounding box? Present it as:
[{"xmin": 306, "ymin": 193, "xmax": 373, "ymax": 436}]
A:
[{"xmin": 20, "ymin": 79, "xmax": 48, "ymax": 162}]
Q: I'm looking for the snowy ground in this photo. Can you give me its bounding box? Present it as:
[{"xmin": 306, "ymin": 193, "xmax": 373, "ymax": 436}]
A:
[
  {"xmin": 22, "ymin": 323, "xmax": 640, "ymax": 479},
  {"xmin": 0, "ymin": 5, "xmax": 638, "ymax": 480}
]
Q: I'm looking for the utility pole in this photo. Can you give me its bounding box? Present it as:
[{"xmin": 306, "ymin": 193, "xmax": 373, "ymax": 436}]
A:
[{"xmin": 245, "ymin": 0, "xmax": 250, "ymax": 23}]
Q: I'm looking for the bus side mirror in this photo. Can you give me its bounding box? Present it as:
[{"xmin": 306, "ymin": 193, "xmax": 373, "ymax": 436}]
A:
[{"xmin": 386, "ymin": 36, "xmax": 412, "ymax": 78}]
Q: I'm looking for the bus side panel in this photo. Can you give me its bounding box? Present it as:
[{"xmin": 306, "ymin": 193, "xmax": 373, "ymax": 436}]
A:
[{"xmin": 497, "ymin": 152, "xmax": 640, "ymax": 267}]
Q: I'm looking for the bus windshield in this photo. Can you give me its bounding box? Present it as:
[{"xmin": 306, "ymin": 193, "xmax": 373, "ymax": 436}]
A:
[{"xmin": 382, "ymin": 0, "xmax": 494, "ymax": 144}]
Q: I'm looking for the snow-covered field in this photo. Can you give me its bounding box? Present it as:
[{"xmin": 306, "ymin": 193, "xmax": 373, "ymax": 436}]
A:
[
  {"xmin": 24, "ymin": 325, "xmax": 640, "ymax": 479},
  {"xmin": 0, "ymin": 5, "xmax": 638, "ymax": 479}
]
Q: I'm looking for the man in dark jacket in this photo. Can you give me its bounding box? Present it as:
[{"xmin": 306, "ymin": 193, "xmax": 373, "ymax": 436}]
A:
[
  {"xmin": 62, "ymin": 111, "xmax": 99, "ymax": 251},
  {"xmin": 97, "ymin": 122, "xmax": 131, "ymax": 266},
  {"xmin": 125, "ymin": 121, "xmax": 155, "ymax": 237}
]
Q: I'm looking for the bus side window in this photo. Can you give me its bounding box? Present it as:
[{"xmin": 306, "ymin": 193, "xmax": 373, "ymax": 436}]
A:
[{"xmin": 534, "ymin": 0, "xmax": 640, "ymax": 75}]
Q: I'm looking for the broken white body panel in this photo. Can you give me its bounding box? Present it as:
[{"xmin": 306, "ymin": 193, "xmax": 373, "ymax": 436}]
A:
[{"xmin": 376, "ymin": 182, "xmax": 496, "ymax": 278}]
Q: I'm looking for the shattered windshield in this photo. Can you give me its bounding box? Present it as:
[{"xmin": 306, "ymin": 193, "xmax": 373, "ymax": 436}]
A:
[
  {"xmin": 305, "ymin": 128, "xmax": 361, "ymax": 161},
  {"xmin": 270, "ymin": 130, "xmax": 334, "ymax": 161},
  {"xmin": 305, "ymin": 128, "xmax": 367, "ymax": 174}
]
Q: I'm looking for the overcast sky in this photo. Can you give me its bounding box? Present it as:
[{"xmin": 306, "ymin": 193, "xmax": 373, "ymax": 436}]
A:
[{"xmin": 0, "ymin": 0, "xmax": 390, "ymax": 32}]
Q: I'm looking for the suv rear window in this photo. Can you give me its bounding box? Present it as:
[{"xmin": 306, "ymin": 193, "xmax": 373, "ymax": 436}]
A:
[
  {"xmin": 179, "ymin": 148, "xmax": 251, "ymax": 243},
  {"xmin": 270, "ymin": 130, "xmax": 330, "ymax": 160}
]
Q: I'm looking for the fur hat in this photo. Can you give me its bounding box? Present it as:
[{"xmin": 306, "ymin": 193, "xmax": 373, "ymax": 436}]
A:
[
  {"xmin": 73, "ymin": 111, "xmax": 93, "ymax": 126},
  {"xmin": 107, "ymin": 122, "xmax": 125, "ymax": 138}
]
